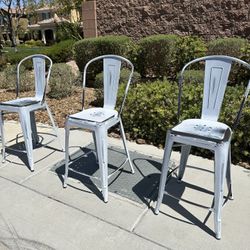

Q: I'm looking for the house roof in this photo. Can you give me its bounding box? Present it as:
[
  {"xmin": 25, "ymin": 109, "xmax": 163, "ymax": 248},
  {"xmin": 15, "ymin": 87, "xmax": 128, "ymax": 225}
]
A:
[
  {"xmin": 27, "ymin": 14, "xmax": 69, "ymax": 30},
  {"xmin": 35, "ymin": 6, "xmax": 56, "ymax": 13}
]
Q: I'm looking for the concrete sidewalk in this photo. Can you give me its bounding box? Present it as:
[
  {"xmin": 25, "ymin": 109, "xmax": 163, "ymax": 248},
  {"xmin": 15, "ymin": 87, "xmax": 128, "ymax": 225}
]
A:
[{"xmin": 0, "ymin": 121, "xmax": 249, "ymax": 250}]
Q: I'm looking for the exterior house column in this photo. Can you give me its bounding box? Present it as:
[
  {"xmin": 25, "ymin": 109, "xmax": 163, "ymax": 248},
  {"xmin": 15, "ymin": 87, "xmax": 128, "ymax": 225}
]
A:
[
  {"xmin": 41, "ymin": 29, "xmax": 46, "ymax": 44},
  {"xmin": 52, "ymin": 29, "xmax": 56, "ymax": 41}
]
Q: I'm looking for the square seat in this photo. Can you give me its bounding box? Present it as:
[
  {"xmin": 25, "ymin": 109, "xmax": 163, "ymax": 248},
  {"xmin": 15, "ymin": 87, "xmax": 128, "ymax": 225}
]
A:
[
  {"xmin": 0, "ymin": 97, "xmax": 40, "ymax": 107},
  {"xmin": 171, "ymin": 119, "xmax": 231, "ymax": 143},
  {"xmin": 69, "ymin": 108, "xmax": 118, "ymax": 123}
]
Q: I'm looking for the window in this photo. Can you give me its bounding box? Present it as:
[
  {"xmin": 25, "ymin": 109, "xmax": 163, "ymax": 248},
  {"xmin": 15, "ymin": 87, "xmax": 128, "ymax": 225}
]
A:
[{"xmin": 41, "ymin": 12, "xmax": 51, "ymax": 20}]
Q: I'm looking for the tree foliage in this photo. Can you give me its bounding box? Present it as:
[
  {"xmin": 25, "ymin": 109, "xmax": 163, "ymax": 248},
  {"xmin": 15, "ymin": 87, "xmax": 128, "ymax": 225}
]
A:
[{"xmin": 0, "ymin": 0, "xmax": 27, "ymax": 47}]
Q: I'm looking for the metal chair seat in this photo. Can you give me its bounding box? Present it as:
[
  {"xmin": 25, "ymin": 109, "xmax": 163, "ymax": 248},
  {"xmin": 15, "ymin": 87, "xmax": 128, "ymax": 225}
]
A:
[
  {"xmin": 0, "ymin": 97, "xmax": 40, "ymax": 107},
  {"xmin": 171, "ymin": 119, "xmax": 231, "ymax": 143},
  {"xmin": 69, "ymin": 107, "xmax": 118, "ymax": 124}
]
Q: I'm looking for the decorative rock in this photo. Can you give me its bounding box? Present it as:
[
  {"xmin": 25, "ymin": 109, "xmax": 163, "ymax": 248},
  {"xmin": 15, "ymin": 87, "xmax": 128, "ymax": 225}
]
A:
[{"xmin": 136, "ymin": 138, "xmax": 146, "ymax": 144}]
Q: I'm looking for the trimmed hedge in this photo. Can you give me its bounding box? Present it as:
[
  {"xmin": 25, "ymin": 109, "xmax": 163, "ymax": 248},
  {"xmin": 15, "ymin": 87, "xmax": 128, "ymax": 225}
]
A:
[
  {"xmin": 73, "ymin": 35, "xmax": 135, "ymax": 77},
  {"xmin": 207, "ymin": 38, "xmax": 250, "ymax": 86},
  {"xmin": 207, "ymin": 37, "xmax": 248, "ymax": 57},
  {"xmin": 44, "ymin": 39, "xmax": 75, "ymax": 63},
  {"xmin": 136, "ymin": 35, "xmax": 206, "ymax": 79},
  {"xmin": 136, "ymin": 34, "xmax": 179, "ymax": 79},
  {"xmin": 4, "ymin": 47, "xmax": 45, "ymax": 66},
  {"xmin": 117, "ymin": 80, "xmax": 250, "ymax": 164}
]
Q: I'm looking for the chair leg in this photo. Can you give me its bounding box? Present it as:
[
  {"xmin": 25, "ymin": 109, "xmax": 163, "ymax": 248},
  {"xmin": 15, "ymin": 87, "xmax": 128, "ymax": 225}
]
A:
[
  {"xmin": 19, "ymin": 109, "xmax": 34, "ymax": 171},
  {"xmin": 119, "ymin": 119, "xmax": 134, "ymax": 174},
  {"xmin": 92, "ymin": 131, "xmax": 99, "ymax": 164},
  {"xmin": 0, "ymin": 111, "xmax": 6, "ymax": 163},
  {"xmin": 226, "ymin": 144, "xmax": 233, "ymax": 200},
  {"xmin": 64, "ymin": 123, "xmax": 70, "ymax": 188},
  {"xmin": 30, "ymin": 111, "xmax": 39, "ymax": 146},
  {"xmin": 214, "ymin": 142, "xmax": 229, "ymax": 239},
  {"xmin": 178, "ymin": 145, "xmax": 191, "ymax": 182},
  {"xmin": 155, "ymin": 131, "xmax": 174, "ymax": 214},
  {"xmin": 95, "ymin": 126, "xmax": 108, "ymax": 203},
  {"xmin": 45, "ymin": 103, "xmax": 64, "ymax": 151}
]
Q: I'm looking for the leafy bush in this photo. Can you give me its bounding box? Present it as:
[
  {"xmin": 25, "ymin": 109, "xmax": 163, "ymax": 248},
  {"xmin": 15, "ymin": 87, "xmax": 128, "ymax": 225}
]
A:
[
  {"xmin": 136, "ymin": 34, "xmax": 180, "ymax": 79},
  {"xmin": 48, "ymin": 63, "xmax": 76, "ymax": 99},
  {"xmin": 94, "ymin": 69, "xmax": 141, "ymax": 88},
  {"xmin": 0, "ymin": 65, "xmax": 16, "ymax": 89},
  {"xmin": 44, "ymin": 39, "xmax": 75, "ymax": 63},
  {"xmin": 0, "ymin": 54, "xmax": 8, "ymax": 69},
  {"xmin": 114, "ymin": 80, "xmax": 250, "ymax": 163},
  {"xmin": 207, "ymin": 38, "xmax": 250, "ymax": 86},
  {"xmin": 118, "ymin": 81, "xmax": 179, "ymax": 144},
  {"xmin": 175, "ymin": 36, "xmax": 207, "ymax": 72},
  {"xmin": 0, "ymin": 64, "xmax": 34, "ymax": 91},
  {"xmin": 24, "ymin": 39, "xmax": 44, "ymax": 47},
  {"xmin": 73, "ymin": 35, "xmax": 135, "ymax": 78},
  {"xmin": 4, "ymin": 47, "xmax": 45, "ymax": 66},
  {"xmin": 207, "ymin": 37, "xmax": 248, "ymax": 57},
  {"xmin": 56, "ymin": 22, "xmax": 83, "ymax": 42},
  {"xmin": 177, "ymin": 70, "xmax": 204, "ymax": 84}
]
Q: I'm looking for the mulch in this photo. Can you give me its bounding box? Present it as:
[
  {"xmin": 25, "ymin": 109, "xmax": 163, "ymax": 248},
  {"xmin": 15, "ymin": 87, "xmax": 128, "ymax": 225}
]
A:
[{"xmin": 0, "ymin": 87, "xmax": 96, "ymax": 128}]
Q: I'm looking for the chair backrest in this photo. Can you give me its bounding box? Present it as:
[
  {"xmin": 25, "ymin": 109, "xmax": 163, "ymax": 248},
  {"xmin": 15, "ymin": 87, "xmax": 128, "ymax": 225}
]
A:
[
  {"xmin": 82, "ymin": 55, "xmax": 134, "ymax": 115},
  {"xmin": 178, "ymin": 55, "xmax": 250, "ymax": 127},
  {"xmin": 17, "ymin": 54, "xmax": 53, "ymax": 103}
]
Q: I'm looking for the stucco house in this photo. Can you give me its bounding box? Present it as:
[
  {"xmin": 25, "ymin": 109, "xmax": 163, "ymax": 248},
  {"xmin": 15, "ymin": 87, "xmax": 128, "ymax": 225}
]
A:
[{"xmin": 27, "ymin": 6, "xmax": 70, "ymax": 44}]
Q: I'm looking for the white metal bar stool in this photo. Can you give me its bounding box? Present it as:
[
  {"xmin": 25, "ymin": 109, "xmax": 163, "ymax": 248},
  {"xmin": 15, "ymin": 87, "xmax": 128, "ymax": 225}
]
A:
[
  {"xmin": 64, "ymin": 55, "xmax": 135, "ymax": 202},
  {"xmin": 155, "ymin": 55, "xmax": 250, "ymax": 239}
]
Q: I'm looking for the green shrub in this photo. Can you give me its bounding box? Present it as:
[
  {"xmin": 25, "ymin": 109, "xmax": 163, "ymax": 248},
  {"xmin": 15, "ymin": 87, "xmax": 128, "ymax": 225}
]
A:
[
  {"xmin": 73, "ymin": 35, "xmax": 135, "ymax": 78},
  {"xmin": 48, "ymin": 63, "xmax": 75, "ymax": 99},
  {"xmin": 136, "ymin": 34, "xmax": 180, "ymax": 79},
  {"xmin": 5, "ymin": 47, "xmax": 45, "ymax": 66},
  {"xmin": 0, "ymin": 54, "xmax": 8, "ymax": 69},
  {"xmin": 94, "ymin": 68, "xmax": 141, "ymax": 88},
  {"xmin": 114, "ymin": 80, "xmax": 249, "ymax": 164},
  {"xmin": 56, "ymin": 22, "xmax": 83, "ymax": 42},
  {"xmin": 24, "ymin": 39, "xmax": 44, "ymax": 47},
  {"xmin": 207, "ymin": 37, "xmax": 248, "ymax": 57},
  {"xmin": 0, "ymin": 64, "xmax": 34, "ymax": 91},
  {"xmin": 175, "ymin": 36, "xmax": 207, "ymax": 72},
  {"xmin": 177, "ymin": 70, "xmax": 204, "ymax": 84},
  {"xmin": 207, "ymin": 38, "xmax": 250, "ymax": 86},
  {"xmin": 118, "ymin": 81, "xmax": 179, "ymax": 144},
  {"xmin": 44, "ymin": 39, "xmax": 75, "ymax": 63}
]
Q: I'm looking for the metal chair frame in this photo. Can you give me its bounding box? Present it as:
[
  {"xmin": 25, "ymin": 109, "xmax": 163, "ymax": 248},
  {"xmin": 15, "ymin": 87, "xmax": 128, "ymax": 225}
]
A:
[
  {"xmin": 0, "ymin": 54, "xmax": 63, "ymax": 171},
  {"xmin": 155, "ymin": 55, "xmax": 250, "ymax": 239},
  {"xmin": 64, "ymin": 55, "xmax": 135, "ymax": 202}
]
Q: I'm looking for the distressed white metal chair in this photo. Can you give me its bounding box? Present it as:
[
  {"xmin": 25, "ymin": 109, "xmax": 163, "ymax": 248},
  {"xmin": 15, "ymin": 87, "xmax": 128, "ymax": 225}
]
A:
[
  {"xmin": 155, "ymin": 55, "xmax": 250, "ymax": 239},
  {"xmin": 64, "ymin": 55, "xmax": 135, "ymax": 202},
  {"xmin": 0, "ymin": 54, "xmax": 63, "ymax": 171}
]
